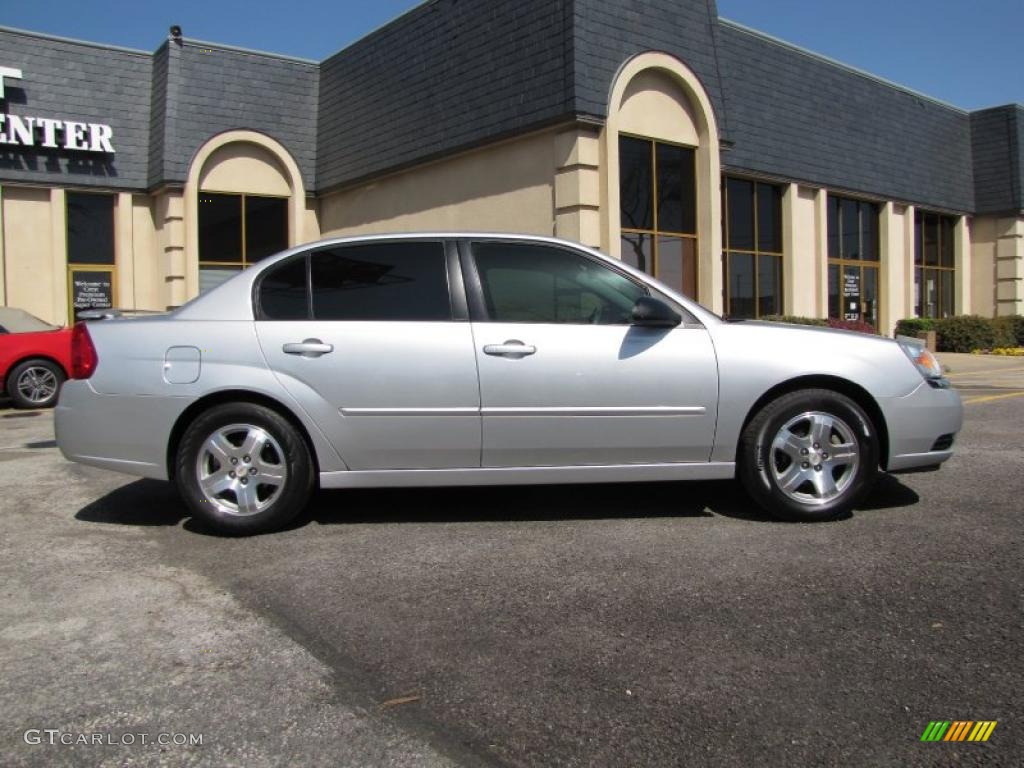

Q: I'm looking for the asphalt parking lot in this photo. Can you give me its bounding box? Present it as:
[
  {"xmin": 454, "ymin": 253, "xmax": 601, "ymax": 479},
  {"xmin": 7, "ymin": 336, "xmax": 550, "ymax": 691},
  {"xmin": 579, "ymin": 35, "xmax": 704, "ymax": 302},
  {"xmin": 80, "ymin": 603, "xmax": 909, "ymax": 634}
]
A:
[{"xmin": 2, "ymin": 358, "xmax": 1022, "ymax": 767}]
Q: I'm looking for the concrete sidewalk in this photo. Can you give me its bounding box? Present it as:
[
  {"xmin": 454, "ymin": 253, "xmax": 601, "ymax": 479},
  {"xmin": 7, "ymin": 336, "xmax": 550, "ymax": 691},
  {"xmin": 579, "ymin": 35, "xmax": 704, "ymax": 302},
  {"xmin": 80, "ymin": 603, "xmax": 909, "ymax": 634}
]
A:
[{"xmin": 937, "ymin": 352, "xmax": 1024, "ymax": 395}]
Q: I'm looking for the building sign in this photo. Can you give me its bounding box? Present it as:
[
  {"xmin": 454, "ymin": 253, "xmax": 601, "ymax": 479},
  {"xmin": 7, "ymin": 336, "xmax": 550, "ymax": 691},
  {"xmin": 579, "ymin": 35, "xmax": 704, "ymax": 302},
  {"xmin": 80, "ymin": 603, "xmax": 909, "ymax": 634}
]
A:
[
  {"xmin": 843, "ymin": 271, "xmax": 860, "ymax": 321},
  {"xmin": 70, "ymin": 269, "xmax": 114, "ymax": 321},
  {"xmin": 0, "ymin": 67, "xmax": 115, "ymax": 153}
]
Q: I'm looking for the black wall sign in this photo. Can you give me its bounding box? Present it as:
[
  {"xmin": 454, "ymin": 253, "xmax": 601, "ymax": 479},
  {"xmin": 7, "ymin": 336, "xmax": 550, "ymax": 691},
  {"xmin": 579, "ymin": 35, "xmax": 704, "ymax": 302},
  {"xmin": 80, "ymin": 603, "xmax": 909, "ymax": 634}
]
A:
[{"xmin": 70, "ymin": 269, "xmax": 113, "ymax": 321}]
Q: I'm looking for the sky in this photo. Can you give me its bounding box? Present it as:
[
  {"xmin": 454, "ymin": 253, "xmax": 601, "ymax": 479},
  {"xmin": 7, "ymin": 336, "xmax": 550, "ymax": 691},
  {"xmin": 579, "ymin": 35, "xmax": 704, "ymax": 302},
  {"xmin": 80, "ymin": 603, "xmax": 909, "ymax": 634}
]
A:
[{"xmin": 1, "ymin": 0, "xmax": 1021, "ymax": 110}]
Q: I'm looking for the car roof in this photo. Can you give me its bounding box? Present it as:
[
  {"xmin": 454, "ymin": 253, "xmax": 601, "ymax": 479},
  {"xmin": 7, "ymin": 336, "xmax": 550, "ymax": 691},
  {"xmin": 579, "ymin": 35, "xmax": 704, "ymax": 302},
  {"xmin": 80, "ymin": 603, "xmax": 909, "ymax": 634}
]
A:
[{"xmin": 0, "ymin": 306, "xmax": 58, "ymax": 333}]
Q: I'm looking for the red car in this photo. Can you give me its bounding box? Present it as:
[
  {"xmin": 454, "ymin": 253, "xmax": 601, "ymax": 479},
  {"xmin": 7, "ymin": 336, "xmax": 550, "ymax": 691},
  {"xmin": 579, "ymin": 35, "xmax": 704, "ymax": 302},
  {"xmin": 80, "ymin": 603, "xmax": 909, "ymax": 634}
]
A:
[{"xmin": 0, "ymin": 307, "xmax": 73, "ymax": 409}]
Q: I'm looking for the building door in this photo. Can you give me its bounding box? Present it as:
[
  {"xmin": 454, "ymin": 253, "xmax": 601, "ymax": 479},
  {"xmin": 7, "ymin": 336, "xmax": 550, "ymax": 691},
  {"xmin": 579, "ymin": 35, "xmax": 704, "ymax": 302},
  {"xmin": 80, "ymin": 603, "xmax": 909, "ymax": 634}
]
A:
[
  {"xmin": 914, "ymin": 211, "xmax": 957, "ymax": 318},
  {"xmin": 827, "ymin": 195, "xmax": 880, "ymax": 327},
  {"xmin": 66, "ymin": 192, "xmax": 116, "ymax": 322}
]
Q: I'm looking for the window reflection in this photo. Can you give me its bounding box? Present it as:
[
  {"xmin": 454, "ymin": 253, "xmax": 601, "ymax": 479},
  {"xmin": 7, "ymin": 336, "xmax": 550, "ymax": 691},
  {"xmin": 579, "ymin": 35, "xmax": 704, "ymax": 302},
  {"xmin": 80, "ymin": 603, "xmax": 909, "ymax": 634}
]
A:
[{"xmin": 618, "ymin": 135, "xmax": 698, "ymax": 298}]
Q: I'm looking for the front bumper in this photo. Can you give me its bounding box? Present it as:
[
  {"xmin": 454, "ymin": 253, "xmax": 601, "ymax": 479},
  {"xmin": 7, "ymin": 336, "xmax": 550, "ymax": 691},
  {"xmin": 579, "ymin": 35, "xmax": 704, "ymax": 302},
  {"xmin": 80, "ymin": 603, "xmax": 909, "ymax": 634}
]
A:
[
  {"xmin": 878, "ymin": 380, "xmax": 963, "ymax": 472},
  {"xmin": 56, "ymin": 380, "xmax": 194, "ymax": 480}
]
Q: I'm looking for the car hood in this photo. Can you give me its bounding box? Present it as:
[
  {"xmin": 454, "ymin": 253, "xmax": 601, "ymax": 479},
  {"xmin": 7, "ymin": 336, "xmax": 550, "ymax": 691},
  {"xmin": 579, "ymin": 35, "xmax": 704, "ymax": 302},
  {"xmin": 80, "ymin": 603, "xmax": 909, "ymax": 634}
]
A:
[{"xmin": 708, "ymin": 320, "xmax": 923, "ymax": 399}]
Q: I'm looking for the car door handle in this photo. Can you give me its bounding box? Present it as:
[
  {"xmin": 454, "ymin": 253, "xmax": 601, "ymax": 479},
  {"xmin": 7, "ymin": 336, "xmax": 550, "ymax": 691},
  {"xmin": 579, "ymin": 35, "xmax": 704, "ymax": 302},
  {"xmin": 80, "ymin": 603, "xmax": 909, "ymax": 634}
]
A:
[
  {"xmin": 483, "ymin": 340, "xmax": 536, "ymax": 358},
  {"xmin": 282, "ymin": 338, "xmax": 334, "ymax": 358}
]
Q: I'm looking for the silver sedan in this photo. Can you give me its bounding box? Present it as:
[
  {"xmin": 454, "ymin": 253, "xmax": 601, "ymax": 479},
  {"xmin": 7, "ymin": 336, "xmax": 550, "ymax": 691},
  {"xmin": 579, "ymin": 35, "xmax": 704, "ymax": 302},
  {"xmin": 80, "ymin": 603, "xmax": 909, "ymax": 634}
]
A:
[{"xmin": 56, "ymin": 234, "xmax": 962, "ymax": 534}]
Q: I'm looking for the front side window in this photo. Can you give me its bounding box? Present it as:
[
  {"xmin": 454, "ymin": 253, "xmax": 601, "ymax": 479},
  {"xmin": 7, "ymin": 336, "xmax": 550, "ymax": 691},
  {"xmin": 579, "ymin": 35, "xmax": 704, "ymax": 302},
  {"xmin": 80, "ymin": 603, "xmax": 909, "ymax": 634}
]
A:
[
  {"xmin": 827, "ymin": 195, "xmax": 880, "ymax": 327},
  {"xmin": 619, "ymin": 135, "xmax": 698, "ymax": 299},
  {"xmin": 473, "ymin": 242, "xmax": 646, "ymax": 325},
  {"xmin": 199, "ymin": 193, "xmax": 288, "ymax": 293},
  {"xmin": 722, "ymin": 178, "xmax": 783, "ymax": 318},
  {"xmin": 914, "ymin": 211, "xmax": 956, "ymax": 318}
]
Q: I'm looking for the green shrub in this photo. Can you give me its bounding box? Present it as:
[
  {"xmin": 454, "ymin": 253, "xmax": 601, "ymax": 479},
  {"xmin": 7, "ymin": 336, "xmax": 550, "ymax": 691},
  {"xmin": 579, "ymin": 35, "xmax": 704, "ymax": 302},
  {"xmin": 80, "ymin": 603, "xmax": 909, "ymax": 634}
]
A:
[
  {"xmin": 992, "ymin": 315, "xmax": 1024, "ymax": 347},
  {"xmin": 934, "ymin": 315, "xmax": 1000, "ymax": 353},
  {"xmin": 759, "ymin": 315, "xmax": 829, "ymax": 327},
  {"xmin": 894, "ymin": 317, "xmax": 936, "ymax": 338}
]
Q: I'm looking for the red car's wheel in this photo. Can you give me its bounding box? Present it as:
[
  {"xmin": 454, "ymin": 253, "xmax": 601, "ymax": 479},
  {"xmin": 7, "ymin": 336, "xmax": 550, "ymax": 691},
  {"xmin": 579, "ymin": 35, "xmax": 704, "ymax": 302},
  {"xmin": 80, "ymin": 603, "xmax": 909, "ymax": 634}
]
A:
[{"xmin": 7, "ymin": 358, "xmax": 66, "ymax": 409}]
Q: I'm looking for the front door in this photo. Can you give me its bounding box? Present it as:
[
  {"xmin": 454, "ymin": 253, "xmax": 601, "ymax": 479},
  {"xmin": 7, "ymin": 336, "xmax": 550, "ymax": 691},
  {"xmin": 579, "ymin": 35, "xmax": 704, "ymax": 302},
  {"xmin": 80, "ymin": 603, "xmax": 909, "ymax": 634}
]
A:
[
  {"xmin": 464, "ymin": 240, "xmax": 719, "ymax": 468},
  {"xmin": 255, "ymin": 240, "xmax": 480, "ymax": 470}
]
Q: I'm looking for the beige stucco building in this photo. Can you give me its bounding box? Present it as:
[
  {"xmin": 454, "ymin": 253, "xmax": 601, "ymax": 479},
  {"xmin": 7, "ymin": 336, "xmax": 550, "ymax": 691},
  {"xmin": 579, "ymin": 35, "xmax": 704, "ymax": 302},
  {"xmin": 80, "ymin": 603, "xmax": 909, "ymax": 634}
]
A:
[{"xmin": 1, "ymin": 3, "xmax": 1022, "ymax": 335}]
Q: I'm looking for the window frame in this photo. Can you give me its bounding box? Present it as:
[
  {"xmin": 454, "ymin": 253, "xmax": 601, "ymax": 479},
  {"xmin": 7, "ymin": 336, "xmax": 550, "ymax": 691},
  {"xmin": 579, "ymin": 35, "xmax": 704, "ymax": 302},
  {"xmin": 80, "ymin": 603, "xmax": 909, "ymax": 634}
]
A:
[
  {"xmin": 914, "ymin": 210, "xmax": 957, "ymax": 319},
  {"xmin": 253, "ymin": 238, "xmax": 465, "ymax": 322},
  {"xmin": 458, "ymin": 238, "xmax": 697, "ymax": 326},
  {"xmin": 618, "ymin": 133, "xmax": 700, "ymax": 298},
  {"xmin": 199, "ymin": 191, "xmax": 290, "ymax": 291},
  {"xmin": 826, "ymin": 194, "xmax": 882, "ymax": 327},
  {"xmin": 721, "ymin": 176, "xmax": 784, "ymax": 319}
]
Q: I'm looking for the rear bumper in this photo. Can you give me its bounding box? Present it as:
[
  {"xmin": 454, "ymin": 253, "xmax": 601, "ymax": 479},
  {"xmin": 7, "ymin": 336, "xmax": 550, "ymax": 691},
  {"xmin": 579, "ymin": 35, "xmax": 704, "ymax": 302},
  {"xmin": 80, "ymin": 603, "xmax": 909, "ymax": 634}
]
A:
[
  {"xmin": 879, "ymin": 381, "xmax": 963, "ymax": 472},
  {"xmin": 56, "ymin": 380, "xmax": 194, "ymax": 480}
]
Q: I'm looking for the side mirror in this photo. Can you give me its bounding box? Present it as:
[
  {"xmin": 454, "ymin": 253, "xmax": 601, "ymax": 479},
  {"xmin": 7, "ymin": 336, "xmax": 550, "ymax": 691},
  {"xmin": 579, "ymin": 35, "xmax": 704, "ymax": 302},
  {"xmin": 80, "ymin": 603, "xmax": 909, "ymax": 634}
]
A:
[{"xmin": 629, "ymin": 296, "xmax": 681, "ymax": 328}]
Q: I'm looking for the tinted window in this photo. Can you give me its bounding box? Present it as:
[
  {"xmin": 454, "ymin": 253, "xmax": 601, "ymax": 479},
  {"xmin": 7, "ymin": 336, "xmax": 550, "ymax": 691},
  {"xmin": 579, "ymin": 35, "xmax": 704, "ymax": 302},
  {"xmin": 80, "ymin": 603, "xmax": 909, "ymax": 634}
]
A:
[
  {"xmin": 757, "ymin": 183, "xmax": 783, "ymax": 253},
  {"xmin": 758, "ymin": 253, "xmax": 781, "ymax": 316},
  {"xmin": 619, "ymin": 136, "xmax": 653, "ymax": 231},
  {"xmin": 198, "ymin": 194, "xmax": 243, "ymax": 263},
  {"xmin": 841, "ymin": 198, "xmax": 860, "ymax": 259},
  {"xmin": 260, "ymin": 256, "xmax": 309, "ymax": 320},
  {"xmin": 474, "ymin": 243, "xmax": 646, "ymax": 325},
  {"xmin": 939, "ymin": 216, "xmax": 955, "ymax": 268},
  {"xmin": 311, "ymin": 242, "xmax": 451, "ymax": 321},
  {"xmin": 245, "ymin": 196, "xmax": 289, "ymax": 262},
  {"xmin": 861, "ymin": 202, "xmax": 879, "ymax": 261},
  {"xmin": 67, "ymin": 192, "xmax": 114, "ymax": 265},
  {"xmin": 621, "ymin": 232, "xmax": 652, "ymax": 273},
  {"xmin": 657, "ymin": 236, "xmax": 698, "ymax": 299},
  {"xmin": 827, "ymin": 198, "xmax": 840, "ymax": 259},
  {"xmin": 656, "ymin": 143, "xmax": 696, "ymax": 235},
  {"xmin": 726, "ymin": 177, "xmax": 754, "ymax": 251}
]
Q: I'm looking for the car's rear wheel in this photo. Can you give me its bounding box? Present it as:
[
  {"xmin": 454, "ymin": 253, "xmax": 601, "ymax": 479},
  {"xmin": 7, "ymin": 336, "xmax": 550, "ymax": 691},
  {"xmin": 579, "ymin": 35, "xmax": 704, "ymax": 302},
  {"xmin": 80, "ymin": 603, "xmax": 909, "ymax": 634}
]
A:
[
  {"xmin": 8, "ymin": 358, "xmax": 65, "ymax": 409},
  {"xmin": 738, "ymin": 388, "xmax": 879, "ymax": 522},
  {"xmin": 175, "ymin": 403, "xmax": 315, "ymax": 535}
]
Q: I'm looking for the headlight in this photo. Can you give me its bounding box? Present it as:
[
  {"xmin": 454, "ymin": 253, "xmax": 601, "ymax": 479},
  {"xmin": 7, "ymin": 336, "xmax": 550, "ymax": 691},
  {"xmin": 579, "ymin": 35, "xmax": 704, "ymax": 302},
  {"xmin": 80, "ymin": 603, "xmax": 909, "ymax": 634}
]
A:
[{"xmin": 897, "ymin": 337, "xmax": 947, "ymax": 385}]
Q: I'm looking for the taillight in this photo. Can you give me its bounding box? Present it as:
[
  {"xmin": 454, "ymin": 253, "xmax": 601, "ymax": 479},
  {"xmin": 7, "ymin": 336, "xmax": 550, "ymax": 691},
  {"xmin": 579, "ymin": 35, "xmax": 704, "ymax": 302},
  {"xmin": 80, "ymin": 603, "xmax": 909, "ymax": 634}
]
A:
[{"xmin": 71, "ymin": 322, "xmax": 98, "ymax": 379}]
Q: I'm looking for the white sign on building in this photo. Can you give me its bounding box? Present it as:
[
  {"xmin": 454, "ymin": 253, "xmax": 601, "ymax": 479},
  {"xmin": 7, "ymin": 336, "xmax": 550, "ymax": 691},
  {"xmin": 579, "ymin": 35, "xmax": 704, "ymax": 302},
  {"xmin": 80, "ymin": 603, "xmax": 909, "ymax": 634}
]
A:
[{"xmin": 0, "ymin": 66, "xmax": 115, "ymax": 154}]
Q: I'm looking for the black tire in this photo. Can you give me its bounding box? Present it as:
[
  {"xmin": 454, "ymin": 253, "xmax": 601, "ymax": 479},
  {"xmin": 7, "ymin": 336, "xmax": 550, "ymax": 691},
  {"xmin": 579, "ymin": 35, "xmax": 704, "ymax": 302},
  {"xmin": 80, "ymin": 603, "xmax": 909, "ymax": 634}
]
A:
[
  {"xmin": 738, "ymin": 388, "xmax": 879, "ymax": 522},
  {"xmin": 7, "ymin": 358, "xmax": 65, "ymax": 409},
  {"xmin": 175, "ymin": 402, "xmax": 315, "ymax": 535}
]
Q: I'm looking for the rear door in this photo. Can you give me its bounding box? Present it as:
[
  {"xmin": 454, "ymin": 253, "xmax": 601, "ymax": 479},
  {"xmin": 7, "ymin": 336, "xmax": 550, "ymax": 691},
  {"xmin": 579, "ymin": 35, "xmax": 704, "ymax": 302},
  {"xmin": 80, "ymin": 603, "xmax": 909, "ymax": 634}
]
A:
[
  {"xmin": 255, "ymin": 240, "xmax": 481, "ymax": 470},
  {"xmin": 463, "ymin": 239, "xmax": 719, "ymax": 468}
]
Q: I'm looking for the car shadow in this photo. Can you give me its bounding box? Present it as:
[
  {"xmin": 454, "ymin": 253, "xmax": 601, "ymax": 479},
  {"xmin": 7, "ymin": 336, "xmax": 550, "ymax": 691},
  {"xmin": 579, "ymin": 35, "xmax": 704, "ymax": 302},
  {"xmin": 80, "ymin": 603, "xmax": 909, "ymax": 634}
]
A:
[
  {"xmin": 76, "ymin": 479, "xmax": 190, "ymax": 527},
  {"xmin": 74, "ymin": 473, "xmax": 920, "ymax": 535}
]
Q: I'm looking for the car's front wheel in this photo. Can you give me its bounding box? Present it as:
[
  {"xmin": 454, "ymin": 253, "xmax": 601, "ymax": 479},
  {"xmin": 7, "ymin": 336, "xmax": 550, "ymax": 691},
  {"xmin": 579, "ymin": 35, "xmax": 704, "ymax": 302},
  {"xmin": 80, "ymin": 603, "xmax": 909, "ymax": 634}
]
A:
[
  {"xmin": 175, "ymin": 403, "xmax": 315, "ymax": 535},
  {"xmin": 8, "ymin": 358, "xmax": 65, "ymax": 409},
  {"xmin": 738, "ymin": 388, "xmax": 879, "ymax": 522}
]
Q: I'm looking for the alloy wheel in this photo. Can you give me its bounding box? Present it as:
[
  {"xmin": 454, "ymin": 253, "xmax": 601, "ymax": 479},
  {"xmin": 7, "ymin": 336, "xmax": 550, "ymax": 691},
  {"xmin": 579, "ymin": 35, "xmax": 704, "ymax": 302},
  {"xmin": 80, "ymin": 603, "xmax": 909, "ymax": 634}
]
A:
[
  {"xmin": 195, "ymin": 423, "xmax": 288, "ymax": 517},
  {"xmin": 769, "ymin": 411, "xmax": 860, "ymax": 506},
  {"xmin": 16, "ymin": 366, "xmax": 59, "ymax": 404}
]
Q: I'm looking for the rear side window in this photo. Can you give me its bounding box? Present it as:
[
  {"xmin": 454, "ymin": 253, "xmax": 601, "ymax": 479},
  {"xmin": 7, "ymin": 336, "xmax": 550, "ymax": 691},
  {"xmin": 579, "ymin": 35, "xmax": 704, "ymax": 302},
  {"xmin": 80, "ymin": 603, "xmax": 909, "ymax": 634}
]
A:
[
  {"xmin": 311, "ymin": 242, "xmax": 451, "ymax": 321},
  {"xmin": 259, "ymin": 256, "xmax": 309, "ymax": 320}
]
